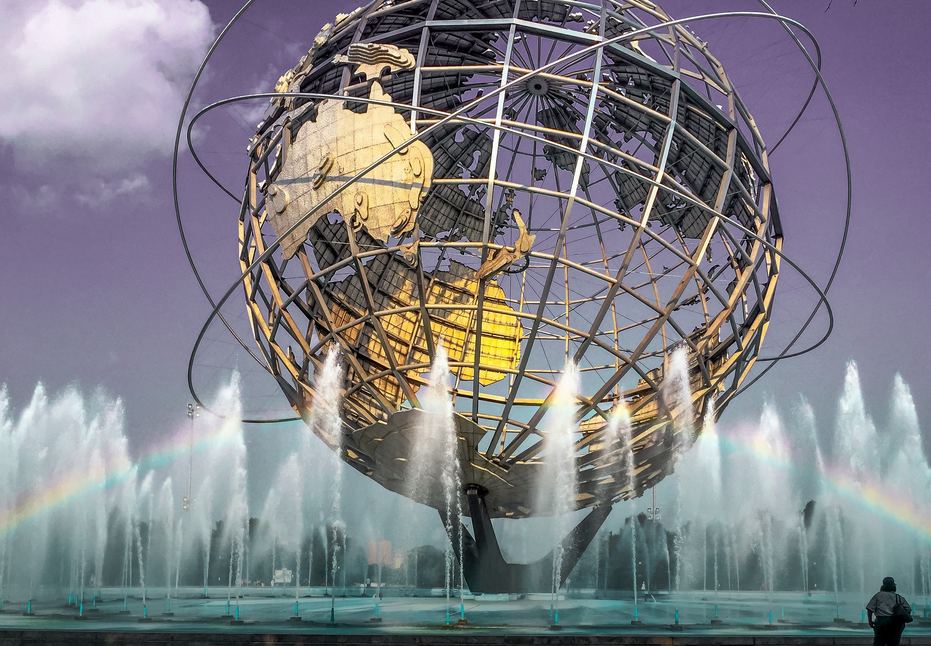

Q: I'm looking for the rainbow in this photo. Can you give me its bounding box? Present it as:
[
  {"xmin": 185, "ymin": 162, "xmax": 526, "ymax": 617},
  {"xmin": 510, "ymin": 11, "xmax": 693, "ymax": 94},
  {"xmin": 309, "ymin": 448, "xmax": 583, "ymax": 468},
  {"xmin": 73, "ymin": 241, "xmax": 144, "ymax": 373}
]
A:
[
  {"xmin": 4, "ymin": 414, "xmax": 929, "ymax": 546},
  {"xmin": 713, "ymin": 425, "xmax": 931, "ymax": 543},
  {"xmin": 0, "ymin": 414, "xmax": 258, "ymax": 539}
]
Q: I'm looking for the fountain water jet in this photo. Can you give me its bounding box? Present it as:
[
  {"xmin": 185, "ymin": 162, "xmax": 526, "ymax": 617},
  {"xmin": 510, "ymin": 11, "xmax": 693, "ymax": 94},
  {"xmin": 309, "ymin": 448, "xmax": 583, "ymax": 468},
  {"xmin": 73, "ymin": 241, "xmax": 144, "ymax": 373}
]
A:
[
  {"xmin": 417, "ymin": 344, "xmax": 464, "ymax": 624},
  {"xmin": 664, "ymin": 346, "xmax": 694, "ymax": 592},
  {"xmin": 609, "ymin": 401, "xmax": 638, "ymax": 610},
  {"xmin": 157, "ymin": 479, "xmax": 175, "ymax": 612},
  {"xmin": 313, "ymin": 344, "xmax": 344, "ymax": 621},
  {"xmin": 545, "ymin": 361, "xmax": 580, "ymax": 624}
]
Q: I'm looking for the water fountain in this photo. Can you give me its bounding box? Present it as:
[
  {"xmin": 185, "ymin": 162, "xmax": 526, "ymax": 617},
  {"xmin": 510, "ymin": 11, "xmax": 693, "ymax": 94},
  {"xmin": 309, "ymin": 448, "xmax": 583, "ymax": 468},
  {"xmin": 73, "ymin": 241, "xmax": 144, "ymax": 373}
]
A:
[
  {"xmin": 544, "ymin": 362, "xmax": 581, "ymax": 628},
  {"xmin": 611, "ymin": 358, "xmax": 931, "ymax": 628},
  {"xmin": 414, "ymin": 344, "xmax": 465, "ymax": 625},
  {"xmin": 0, "ymin": 357, "xmax": 928, "ymax": 634},
  {"xmin": 664, "ymin": 346, "xmax": 695, "ymax": 595},
  {"xmin": 260, "ymin": 453, "xmax": 302, "ymax": 614},
  {"xmin": 157, "ymin": 479, "xmax": 175, "ymax": 614},
  {"xmin": 312, "ymin": 344, "xmax": 345, "ymax": 623},
  {"xmin": 608, "ymin": 401, "xmax": 638, "ymax": 619}
]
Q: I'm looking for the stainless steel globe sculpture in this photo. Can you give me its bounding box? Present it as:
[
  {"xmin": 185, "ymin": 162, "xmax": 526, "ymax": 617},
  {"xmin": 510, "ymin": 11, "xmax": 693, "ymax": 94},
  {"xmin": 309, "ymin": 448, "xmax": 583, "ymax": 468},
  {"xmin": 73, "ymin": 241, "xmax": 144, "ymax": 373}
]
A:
[{"xmin": 240, "ymin": 0, "xmax": 781, "ymax": 540}]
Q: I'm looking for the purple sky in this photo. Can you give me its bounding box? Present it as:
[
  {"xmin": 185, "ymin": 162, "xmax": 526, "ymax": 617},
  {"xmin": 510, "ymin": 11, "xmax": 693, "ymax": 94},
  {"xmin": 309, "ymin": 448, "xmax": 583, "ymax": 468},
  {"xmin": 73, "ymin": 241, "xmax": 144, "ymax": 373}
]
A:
[{"xmin": 2, "ymin": 0, "xmax": 929, "ymax": 461}]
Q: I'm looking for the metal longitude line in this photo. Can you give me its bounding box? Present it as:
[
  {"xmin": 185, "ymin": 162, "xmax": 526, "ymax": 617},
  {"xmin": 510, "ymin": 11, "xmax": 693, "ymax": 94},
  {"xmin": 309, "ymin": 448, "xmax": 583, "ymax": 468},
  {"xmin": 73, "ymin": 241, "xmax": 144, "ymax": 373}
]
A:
[
  {"xmin": 178, "ymin": 9, "xmax": 844, "ymax": 427},
  {"xmin": 500, "ymin": 75, "xmax": 683, "ymax": 462},
  {"xmin": 486, "ymin": 2, "xmax": 608, "ymax": 459},
  {"xmin": 473, "ymin": 0, "xmax": 522, "ymax": 423}
]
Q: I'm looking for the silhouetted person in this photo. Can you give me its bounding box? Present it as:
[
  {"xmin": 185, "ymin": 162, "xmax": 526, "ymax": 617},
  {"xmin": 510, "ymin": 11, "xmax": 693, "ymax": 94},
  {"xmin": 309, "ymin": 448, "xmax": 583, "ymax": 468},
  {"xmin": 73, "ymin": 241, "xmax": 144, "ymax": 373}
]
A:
[{"xmin": 866, "ymin": 576, "xmax": 911, "ymax": 646}]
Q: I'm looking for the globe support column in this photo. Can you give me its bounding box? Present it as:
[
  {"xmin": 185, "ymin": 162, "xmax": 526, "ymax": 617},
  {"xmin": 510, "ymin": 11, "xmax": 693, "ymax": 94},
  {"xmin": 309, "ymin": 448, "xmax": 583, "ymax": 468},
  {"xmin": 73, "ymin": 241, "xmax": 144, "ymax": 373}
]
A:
[{"xmin": 440, "ymin": 485, "xmax": 613, "ymax": 594}]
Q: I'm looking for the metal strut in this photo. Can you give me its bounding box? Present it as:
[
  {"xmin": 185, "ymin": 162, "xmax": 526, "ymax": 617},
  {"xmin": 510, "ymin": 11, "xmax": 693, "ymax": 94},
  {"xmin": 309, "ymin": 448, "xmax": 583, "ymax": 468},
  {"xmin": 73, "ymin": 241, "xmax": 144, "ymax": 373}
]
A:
[{"xmin": 439, "ymin": 484, "xmax": 612, "ymax": 593}]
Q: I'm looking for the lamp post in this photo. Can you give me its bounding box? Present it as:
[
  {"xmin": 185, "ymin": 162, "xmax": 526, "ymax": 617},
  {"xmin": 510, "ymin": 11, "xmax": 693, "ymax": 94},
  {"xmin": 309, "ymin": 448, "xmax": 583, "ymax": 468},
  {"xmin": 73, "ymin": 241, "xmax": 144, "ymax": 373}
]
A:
[
  {"xmin": 184, "ymin": 403, "xmax": 199, "ymax": 512},
  {"xmin": 647, "ymin": 487, "xmax": 659, "ymax": 522},
  {"xmin": 646, "ymin": 487, "xmax": 660, "ymax": 594}
]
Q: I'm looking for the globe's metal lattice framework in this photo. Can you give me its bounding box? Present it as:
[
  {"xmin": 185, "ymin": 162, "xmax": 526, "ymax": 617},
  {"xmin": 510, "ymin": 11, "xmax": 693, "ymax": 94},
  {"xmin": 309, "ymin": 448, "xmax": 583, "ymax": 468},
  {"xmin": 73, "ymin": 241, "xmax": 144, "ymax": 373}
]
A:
[{"xmin": 237, "ymin": 0, "xmax": 786, "ymax": 519}]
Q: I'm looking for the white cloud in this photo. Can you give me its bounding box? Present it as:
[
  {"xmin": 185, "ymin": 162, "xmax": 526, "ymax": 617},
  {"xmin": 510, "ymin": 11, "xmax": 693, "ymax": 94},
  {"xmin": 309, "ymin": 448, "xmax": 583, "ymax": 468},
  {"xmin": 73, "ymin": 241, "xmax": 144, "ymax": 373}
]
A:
[
  {"xmin": 0, "ymin": 0, "xmax": 214, "ymax": 173},
  {"xmin": 76, "ymin": 173, "xmax": 150, "ymax": 205}
]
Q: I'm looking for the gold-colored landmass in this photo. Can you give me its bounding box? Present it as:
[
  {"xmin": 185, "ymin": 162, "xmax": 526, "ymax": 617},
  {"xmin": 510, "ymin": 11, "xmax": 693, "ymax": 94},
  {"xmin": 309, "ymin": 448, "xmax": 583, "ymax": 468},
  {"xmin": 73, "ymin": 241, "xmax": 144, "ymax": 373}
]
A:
[
  {"xmin": 326, "ymin": 260, "xmax": 523, "ymax": 415},
  {"xmin": 265, "ymin": 44, "xmax": 433, "ymax": 258}
]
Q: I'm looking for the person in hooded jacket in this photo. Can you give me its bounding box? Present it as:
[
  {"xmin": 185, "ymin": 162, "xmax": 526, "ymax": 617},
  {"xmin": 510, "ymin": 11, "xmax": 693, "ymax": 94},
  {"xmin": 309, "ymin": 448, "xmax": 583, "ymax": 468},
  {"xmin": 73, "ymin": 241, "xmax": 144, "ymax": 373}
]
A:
[{"xmin": 866, "ymin": 576, "xmax": 912, "ymax": 646}]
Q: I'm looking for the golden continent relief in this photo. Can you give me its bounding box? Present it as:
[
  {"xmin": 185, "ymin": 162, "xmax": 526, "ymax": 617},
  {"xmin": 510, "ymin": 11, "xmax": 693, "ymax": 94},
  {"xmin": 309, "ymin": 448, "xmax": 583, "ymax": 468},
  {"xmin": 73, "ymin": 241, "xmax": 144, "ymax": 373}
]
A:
[
  {"xmin": 325, "ymin": 260, "xmax": 524, "ymax": 418},
  {"xmin": 265, "ymin": 43, "xmax": 434, "ymax": 258},
  {"xmin": 259, "ymin": 43, "xmax": 524, "ymax": 415}
]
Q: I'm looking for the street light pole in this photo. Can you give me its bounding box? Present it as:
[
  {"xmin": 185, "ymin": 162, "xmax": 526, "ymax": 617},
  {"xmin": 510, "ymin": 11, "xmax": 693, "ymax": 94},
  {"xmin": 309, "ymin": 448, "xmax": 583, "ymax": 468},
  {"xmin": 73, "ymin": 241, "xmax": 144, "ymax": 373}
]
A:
[
  {"xmin": 647, "ymin": 487, "xmax": 659, "ymax": 522},
  {"xmin": 184, "ymin": 403, "xmax": 199, "ymax": 511}
]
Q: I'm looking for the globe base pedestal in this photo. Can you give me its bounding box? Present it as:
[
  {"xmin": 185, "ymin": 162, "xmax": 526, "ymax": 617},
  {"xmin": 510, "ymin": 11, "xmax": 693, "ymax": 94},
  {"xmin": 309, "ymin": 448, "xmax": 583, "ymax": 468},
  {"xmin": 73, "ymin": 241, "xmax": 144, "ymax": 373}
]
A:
[{"xmin": 442, "ymin": 485, "xmax": 612, "ymax": 594}]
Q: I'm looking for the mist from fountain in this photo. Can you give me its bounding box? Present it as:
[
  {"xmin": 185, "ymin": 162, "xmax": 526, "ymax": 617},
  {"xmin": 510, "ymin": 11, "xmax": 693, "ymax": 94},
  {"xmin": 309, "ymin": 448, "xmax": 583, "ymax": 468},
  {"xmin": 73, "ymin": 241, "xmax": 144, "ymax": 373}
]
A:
[
  {"xmin": 261, "ymin": 453, "xmax": 303, "ymax": 602},
  {"xmin": 157, "ymin": 478, "xmax": 175, "ymax": 608},
  {"xmin": 92, "ymin": 450, "xmax": 107, "ymax": 599},
  {"xmin": 135, "ymin": 474, "xmax": 152, "ymax": 609},
  {"xmin": 193, "ymin": 472, "xmax": 214, "ymax": 597},
  {"xmin": 414, "ymin": 344, "xmax": 464, "ymax": 623},
  {"xmin": 608, "ymin": 401, "xmax": 636, "ymax": 604},
  {"xmin": 119, "ymin": 470, "xmax": 137, "ymax": 602},
  {"xmin": 615, "ymin": 359, "xmax": 931, "ymax": 611},
  {"xmin": 3, "ymin": 350, "xmax": 931, "ymax": 630},
  {"xmin": 313, "ymin": 344, "xmax": 344, "ymax": 617},
  {"xmin": 545, "ymin": 361, "xmax": 580, "ymax": 620},
  {"xmin": 663, "ymin": 346, "xmax": 694, "ymax": 592}
]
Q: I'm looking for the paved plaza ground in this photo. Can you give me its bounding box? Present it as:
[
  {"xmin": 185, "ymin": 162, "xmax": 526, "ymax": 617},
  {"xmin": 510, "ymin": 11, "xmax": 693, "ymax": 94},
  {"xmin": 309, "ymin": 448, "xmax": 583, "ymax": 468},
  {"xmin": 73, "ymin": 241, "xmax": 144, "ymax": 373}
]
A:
[{"xmin": 1, "ymin": 587, "xmax": 930, "ymax": 643}]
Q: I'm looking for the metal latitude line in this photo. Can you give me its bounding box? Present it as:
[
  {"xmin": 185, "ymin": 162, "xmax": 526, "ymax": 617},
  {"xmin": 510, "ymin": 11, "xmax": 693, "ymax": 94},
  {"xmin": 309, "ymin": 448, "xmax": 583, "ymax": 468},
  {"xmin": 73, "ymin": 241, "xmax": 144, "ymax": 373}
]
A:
[
  {"xmin": 573, "ymin": 222, "xmax": 794, "ymax": 427},
  {"xmin": 344, "ymin": 232, "xmax": 423, "ymax": 410},
  {"xmin": 514, "ymin": 318, "xmax": 744, "ymax": 466},
  {"xmin": 743, "ymin": 2, "xmax": 851, "ymax": 366},
  {"xmin": 171, "ymin": 11, "xmax": 557, "ymax": 417},
  {"xmin": 571, "ymin": 78, "xmax": 683, "ymax": 365},
  {"xmin": 499, "ymin": 76, "xmax": 682, "ymax": 462},
  {"xmin": 186, "ymin": 88, "xmax": 825, "ymax": 366},
  {"xmin": 485, "ymin": 1, "xmax": 608, "ymax": 459},
  {"xmin": 221, "ymin": 95, "xmax": 745, "ymax": 294},
  {"xmin": 179, "ymin": 12, "xmax": 850, "ymax": 426},
  {"xmin": 294, "ymin": 264, "xmax": 399, "ymax": 417},
  {"xmin": 186, "ymin": 10, "xmax": 828, "ymax": 278},
  {"xmin": 408, "ymin": 222, "xmax": 438, "ymax": 367},
  {"xmin": 186, "ymin": 89, "xmax": 829, "ymax": 419},
  {"xmin": 514, "ymin": 206, "xmax": 802, "ymax": 452},
  {"xmin": 184, "ymin": 10, "xmax": 812, "ymax": 245}
]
